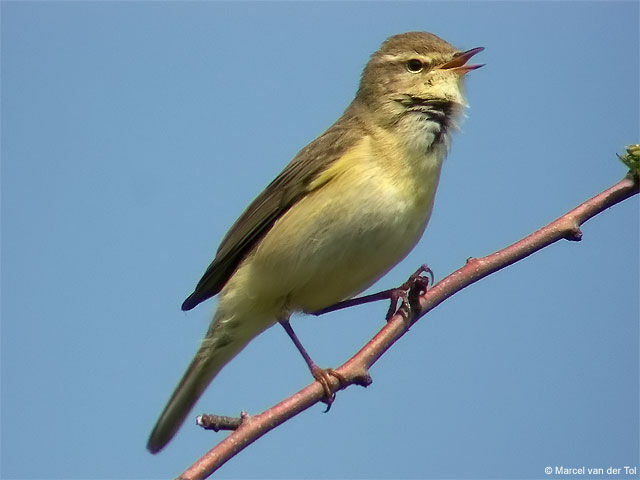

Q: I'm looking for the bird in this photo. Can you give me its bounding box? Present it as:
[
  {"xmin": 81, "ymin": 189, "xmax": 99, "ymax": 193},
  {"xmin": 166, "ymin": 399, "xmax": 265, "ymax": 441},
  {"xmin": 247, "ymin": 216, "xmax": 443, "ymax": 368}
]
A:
[{"xmin": 147, "ymin": 31, "xmax": 483, "ymax": 453}]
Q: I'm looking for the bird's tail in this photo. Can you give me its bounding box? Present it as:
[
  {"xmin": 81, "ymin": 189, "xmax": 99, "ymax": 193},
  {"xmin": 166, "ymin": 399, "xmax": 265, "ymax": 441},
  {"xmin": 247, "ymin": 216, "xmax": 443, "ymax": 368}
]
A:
[{"xmin": 147, "ymin": 311, "xmax": 268, "ymax": 453}]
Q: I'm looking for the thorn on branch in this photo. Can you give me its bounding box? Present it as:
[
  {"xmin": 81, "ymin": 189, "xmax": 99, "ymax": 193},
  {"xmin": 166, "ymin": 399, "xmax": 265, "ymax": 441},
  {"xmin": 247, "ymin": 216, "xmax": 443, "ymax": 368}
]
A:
[
  {"xmin": 352, "ymin": 370, "xmax": 373, "ymax": 387},
  {"xmin": 564, "ymin": 227, "xmax": 583, "ymax": 242},
  {"xmin": 197, "ymin": 413, "xmax": 246, "ymax": 432}
]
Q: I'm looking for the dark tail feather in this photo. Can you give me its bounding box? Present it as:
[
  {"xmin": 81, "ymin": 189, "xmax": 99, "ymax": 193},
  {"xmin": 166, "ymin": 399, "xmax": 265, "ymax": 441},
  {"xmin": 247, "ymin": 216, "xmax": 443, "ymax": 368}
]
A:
[
  {"xmin": 147, "ymin": 310, "xmax": 266, "ymax": 453},
  {"xmin": 181, "ymin": 291, "xmax": 201, "ymax": 311},
  {"xmin": 147, "ymin": 352, "xmax": 217, "ymax": 453}
]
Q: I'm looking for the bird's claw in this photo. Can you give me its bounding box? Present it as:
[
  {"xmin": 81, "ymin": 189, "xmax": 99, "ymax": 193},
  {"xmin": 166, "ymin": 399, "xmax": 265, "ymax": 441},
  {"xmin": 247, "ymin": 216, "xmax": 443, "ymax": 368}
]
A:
[
  {"xmin": 311, "ymin": 366, "xmax": 346, "ymax": 412},
  {"xmin": 386, "ymin": 264, "xmax": 434, "ymax": 323}
]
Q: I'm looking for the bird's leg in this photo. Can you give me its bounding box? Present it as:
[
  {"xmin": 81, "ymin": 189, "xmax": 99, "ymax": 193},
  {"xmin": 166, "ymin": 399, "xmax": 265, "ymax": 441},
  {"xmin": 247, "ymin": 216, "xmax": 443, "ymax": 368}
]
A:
[
  {"xmin": 279, "ymin": 318, "xmax": 346, "ymax": 411},
  {"xmin": 312, "ymin": 289, "xmax": 399, "ymax": 316},
  {"xmin": 311, "ymin": 264, "xmax": 434, "ymax": 322}
]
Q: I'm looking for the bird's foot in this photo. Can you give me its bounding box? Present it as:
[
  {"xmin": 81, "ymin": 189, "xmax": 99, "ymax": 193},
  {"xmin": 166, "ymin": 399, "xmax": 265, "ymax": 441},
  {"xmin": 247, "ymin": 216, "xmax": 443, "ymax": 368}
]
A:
[
  {"xmin": 310, "ymin": 366, "xmax": 347, "ymax": 412},
  {"xmin": 386, "ymin": 264, "xmax": 433, "ymax": 324}
]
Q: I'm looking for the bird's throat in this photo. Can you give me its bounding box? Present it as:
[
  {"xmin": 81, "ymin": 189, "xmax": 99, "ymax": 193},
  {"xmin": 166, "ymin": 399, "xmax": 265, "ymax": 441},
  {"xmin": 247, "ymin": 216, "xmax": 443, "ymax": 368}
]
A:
[{"xmin": 398, "ymin": 97, "xmax": 463, "ymax": 152}]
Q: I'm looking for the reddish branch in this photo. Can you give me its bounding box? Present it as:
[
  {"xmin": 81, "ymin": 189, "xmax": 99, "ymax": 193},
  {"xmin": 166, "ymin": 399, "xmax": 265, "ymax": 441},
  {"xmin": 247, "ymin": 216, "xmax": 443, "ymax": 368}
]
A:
[{"xmin": 177, "ymin": 173, "xmax": 638, "ymax": 480}]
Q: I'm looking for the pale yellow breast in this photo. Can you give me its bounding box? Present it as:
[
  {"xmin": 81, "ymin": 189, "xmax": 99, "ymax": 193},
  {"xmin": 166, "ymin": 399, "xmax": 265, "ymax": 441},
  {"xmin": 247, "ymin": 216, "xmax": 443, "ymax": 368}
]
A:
[{"xmin": 224, "ymin": 133, "xmax": 445, "ymax": 316}]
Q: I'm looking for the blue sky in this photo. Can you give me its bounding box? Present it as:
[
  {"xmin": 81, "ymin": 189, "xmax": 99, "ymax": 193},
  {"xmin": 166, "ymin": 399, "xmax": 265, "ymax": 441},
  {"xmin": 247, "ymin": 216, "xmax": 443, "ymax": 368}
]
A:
[{"xmin": 1, "ymin": 1, "xmax": 638, "ymax": 479}]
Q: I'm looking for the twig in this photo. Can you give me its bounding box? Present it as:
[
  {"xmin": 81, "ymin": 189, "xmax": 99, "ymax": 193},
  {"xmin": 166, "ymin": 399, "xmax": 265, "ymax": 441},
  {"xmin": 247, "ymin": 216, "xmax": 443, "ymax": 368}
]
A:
[
  {"xmin": 196, "ymin": 414, "xmax": 245, "ymax": 432},
  {"xmin": 177, "ymin": 172, "xmax": 638, "ymax": 480}
]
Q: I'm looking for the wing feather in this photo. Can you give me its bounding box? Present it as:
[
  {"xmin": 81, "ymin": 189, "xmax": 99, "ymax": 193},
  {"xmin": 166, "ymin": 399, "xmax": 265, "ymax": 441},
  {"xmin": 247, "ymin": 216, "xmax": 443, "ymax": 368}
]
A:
[{"xmin": 181, "ymin": 106, "xmax": 364, "ymax": 311}]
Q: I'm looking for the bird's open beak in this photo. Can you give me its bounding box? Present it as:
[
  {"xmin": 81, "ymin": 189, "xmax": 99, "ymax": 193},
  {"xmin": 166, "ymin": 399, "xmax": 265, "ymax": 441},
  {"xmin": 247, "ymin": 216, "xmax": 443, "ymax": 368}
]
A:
[{"xmin": 438, "ymin": 47, "xmax": 485, "ymax": 75}]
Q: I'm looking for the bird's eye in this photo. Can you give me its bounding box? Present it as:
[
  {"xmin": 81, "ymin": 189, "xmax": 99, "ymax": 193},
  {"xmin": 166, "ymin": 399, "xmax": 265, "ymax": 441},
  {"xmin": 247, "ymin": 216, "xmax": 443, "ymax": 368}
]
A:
[{"xmin": 406, "ymin": 59, "xmax": 424, "ymax": 73}]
